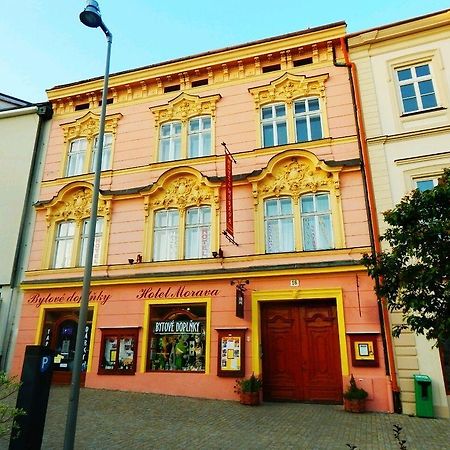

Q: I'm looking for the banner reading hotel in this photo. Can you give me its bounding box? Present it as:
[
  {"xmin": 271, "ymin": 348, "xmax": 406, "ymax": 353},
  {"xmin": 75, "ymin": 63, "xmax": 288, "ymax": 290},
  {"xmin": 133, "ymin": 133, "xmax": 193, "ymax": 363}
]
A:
[{"xmin": 225, "ymin": 150, "xmax": 234, "ymax": 237}]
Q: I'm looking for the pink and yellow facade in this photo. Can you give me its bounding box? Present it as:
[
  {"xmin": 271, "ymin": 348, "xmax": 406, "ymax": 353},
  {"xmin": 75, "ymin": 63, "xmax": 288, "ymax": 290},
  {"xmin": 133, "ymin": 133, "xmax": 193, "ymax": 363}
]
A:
[{"xmin": 12, "ymin": 22, "xmax": 393, "ymax": 411}]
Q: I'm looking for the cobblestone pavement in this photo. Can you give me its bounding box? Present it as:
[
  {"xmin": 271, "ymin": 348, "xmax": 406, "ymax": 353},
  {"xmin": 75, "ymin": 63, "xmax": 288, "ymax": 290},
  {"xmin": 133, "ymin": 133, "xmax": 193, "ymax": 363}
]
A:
[{"xmin": 1, "ymin": 386, "xmax": 449, "ymax": 450}]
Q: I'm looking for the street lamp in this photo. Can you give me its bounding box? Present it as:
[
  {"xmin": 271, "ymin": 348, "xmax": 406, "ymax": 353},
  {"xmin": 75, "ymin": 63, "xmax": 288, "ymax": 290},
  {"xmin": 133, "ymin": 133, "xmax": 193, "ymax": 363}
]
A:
[{"xmin": 63, "ymin": 2, "xmax": 112, "ymax": 449}]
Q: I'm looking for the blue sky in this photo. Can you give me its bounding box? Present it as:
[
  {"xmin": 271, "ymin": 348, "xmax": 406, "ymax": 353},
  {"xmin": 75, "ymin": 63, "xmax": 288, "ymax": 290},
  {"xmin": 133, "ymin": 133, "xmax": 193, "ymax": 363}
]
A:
[{"xmin": 2, "ymin": 1, "xmax": 449, "ymax": 103}]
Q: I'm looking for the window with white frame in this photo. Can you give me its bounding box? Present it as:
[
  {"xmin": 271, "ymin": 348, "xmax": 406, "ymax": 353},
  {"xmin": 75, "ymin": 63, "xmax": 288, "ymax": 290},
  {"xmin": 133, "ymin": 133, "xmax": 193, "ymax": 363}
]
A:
[
  {"xmin": 301, "ymin": 193, "xmax": 333, "ymax": 250},
  {"xmin": 159, "ymin": 121, "xmax": 182, "ymax": 162},
  {"xmin": 91, "ymin": 133, "xmax": 113, "ymax": 171},
  {"xmin": 158, "ymin": 115, "xmax": 213, "ymax": 162},
  {"xmin": 414, "ymin": 177, "xmax": 439, "ymax": 192},
  {"xmin": 261, "ymin": 104, "xmax": 288, "ymax": 147},
  {"xmin": 66, "ymin": 138, "xmax": 87, "ymax": 177},
  {"xmin": 188, "ymin": 116, "xmax": 211, "ymax": 158},
  {"xmin": 294, "ymin": 98, "xmax": 323, "ymax": 142},
  {"xmin": 185, "ymin": 206, "xmax": 211, "ymax": 258},
  {"xmin": 66, "ymin": 133, "xmax": 113, "ymax": 177},
  {"xmin": 263, "ymin": 193, "xmax": 334, "ymax": 253},
  {"xmin": 153, "ymin": 206, "xmax": 212, "ymax": 261},
  {"xmin": 264, "ymin": 197, "xmax": 294, "ymax": 253},
  {"xmin": 53, "ymin": 218, "xmax": 104, "ymax": 268},
  {"xmin": 396, "ymin": 63, "xmax": 438, "ymax": 114},
  {"xmin": 153, "ymin": 209, "xmax": 179, "ymax": 261}
]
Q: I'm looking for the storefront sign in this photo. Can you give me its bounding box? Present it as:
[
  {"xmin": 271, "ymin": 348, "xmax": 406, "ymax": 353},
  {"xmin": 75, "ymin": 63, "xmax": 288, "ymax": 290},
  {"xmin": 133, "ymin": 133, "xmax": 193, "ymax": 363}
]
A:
[
  {"xmin": 28, "ymin": 290, "xmax": 111, "ymax": 308},
  {"xmin": 153, "ymin": 320, "xmax": 203, "ymax": 335},
  {"xmin": 136, "ymin": 285, "xmax": 219, "ymax": 300}
]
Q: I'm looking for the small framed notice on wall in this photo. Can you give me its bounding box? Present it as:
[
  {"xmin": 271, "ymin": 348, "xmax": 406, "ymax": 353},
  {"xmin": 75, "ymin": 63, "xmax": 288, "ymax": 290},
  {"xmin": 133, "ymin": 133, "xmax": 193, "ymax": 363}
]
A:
[
  {"xmin": 349, "ymin": 334, "xmax": 379, "ymax": 367},
  {"xmin": 216, "ymin": 329, "xmax": 246, "ymax": 377}
]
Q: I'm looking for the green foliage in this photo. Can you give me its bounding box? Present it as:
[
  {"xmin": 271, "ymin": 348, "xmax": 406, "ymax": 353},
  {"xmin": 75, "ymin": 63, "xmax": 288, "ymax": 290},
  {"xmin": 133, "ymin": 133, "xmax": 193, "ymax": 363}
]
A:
[
  {"xmin": 362, "ymin": 169, "xmax": 450, "ymax": 344},
  {"xmin": 0, "ymin": 372, "xmax": 25, "ymax": 440},
  {"xmin": 234, "ymin": 373, "xmax": 262, "ymax": 393},
  {"xmin": 343, "ymin": 375, "xmax": 368, "ymax": 400}
]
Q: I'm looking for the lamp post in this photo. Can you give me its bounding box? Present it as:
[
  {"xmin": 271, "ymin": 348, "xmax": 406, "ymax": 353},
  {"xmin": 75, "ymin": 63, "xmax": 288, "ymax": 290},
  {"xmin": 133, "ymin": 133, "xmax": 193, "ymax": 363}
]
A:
[{"xmin": 63, "ymin": 2, "xmax": 112, "ymax": 449}]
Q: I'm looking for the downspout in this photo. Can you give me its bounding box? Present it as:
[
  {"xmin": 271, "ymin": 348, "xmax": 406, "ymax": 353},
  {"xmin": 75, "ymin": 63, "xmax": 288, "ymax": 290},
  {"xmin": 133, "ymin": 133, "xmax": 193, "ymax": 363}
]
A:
[{"xmin": 336, "ymin": 37, "xmax": 401, "ymax": 413}]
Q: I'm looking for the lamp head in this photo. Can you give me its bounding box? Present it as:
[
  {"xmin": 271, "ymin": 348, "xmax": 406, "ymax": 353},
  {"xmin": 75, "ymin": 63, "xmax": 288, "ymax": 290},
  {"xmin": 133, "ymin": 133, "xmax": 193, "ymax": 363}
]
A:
[{"xmin": 80, "ymin": 0, "xmax": 103, "ymax": 28}]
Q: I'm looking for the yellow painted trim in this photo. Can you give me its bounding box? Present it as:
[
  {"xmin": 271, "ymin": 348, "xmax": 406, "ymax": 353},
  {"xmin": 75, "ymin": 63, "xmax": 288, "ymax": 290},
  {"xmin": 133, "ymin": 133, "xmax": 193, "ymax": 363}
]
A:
[
  {"xmin": 140, "ymin": 297, "xmax": 212, "ymax": 374},
  {"xmin": 47, "ymin": 25, "xmax": 346, "ymax": 101},
  {"xmin": 33, "ymin": 302, "xmax": 99, "ymax": 373},
  {"xmin": 22, "ymin": 262, "xmax": 369, "ymax": 290},
  {"xmin": 251, "ymin": 288, "xmax": 349, "ymax": 377}
]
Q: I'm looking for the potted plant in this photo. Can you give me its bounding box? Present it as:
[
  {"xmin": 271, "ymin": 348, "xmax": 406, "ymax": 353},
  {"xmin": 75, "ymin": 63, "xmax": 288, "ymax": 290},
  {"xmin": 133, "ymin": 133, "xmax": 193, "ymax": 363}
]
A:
[
  {"xmin": 343, "ymin": 375, "xmax": 368, "ymax": 413},
  {"xmin": 234, "ymin": 373, "xmax": 262, "ymax": 405}
]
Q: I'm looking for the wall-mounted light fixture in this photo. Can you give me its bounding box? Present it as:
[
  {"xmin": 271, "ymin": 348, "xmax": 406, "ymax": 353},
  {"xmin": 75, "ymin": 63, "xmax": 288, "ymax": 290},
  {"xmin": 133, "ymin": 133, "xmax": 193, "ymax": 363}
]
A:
[
  {"xmin": 212, "ymin": 248, "xmax": 224, "ymax": 258},
  {"xmin": 231, "ymin": 279, "xmax": 249, "ymax": 318}
]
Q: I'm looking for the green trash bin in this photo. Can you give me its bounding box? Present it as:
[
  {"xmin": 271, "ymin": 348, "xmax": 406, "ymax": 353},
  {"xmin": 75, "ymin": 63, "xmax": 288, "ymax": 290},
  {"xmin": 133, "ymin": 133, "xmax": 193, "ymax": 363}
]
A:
[{"xmin": 413, "ymin": 374, "xmax": 434, "ymax": 418}]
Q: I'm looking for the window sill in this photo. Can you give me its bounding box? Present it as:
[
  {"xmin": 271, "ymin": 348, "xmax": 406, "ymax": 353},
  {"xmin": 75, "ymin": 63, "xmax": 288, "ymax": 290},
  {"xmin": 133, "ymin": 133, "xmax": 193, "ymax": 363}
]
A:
[{"xmin": 400, "ymin": 106, "xmax": 446, "ymax": 118}]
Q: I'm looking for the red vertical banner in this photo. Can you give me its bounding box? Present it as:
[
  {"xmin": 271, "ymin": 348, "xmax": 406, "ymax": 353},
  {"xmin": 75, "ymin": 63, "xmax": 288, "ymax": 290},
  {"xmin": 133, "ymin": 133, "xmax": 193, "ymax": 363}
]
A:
[{"xmin": 225, "ymin": 151, "xmax": 234, "ymax": 238}]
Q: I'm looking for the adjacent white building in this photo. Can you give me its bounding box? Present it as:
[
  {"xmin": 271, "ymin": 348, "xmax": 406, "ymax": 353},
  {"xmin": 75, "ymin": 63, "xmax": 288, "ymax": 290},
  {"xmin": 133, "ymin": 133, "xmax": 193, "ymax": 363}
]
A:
[{"xmin": 348, "ymin": 9, "xmax": 450, "ymax": 417}]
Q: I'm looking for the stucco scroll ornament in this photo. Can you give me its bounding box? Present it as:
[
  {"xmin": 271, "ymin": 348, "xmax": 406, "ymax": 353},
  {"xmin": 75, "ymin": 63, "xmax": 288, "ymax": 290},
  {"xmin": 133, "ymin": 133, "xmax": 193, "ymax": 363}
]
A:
[{"xmin": 152, "ymin": 177, "xmax": 213, "ymax": 211}]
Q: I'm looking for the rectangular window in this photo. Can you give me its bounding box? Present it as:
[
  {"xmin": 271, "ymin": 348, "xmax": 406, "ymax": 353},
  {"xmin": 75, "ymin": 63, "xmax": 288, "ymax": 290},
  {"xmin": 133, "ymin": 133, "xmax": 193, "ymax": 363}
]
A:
[
  {"xmin": 153, "ymin": 209, "xmax": 179, "ymax": 261},
  {"xmin": 294, "ymin": 98, "xmax": 323, "ymax": 142},
  {"xmin": 301, "ymin": 193, "xmax": 333, "ymax": 250},
  {"xmin": 66, "ymin": 138, "xmax": 87, "ymax": 177},
  {"xmin": 264, "ymin": 197, "xmax": 294, "ymax": 253},
  {"xmin": 185, "ymin": 206, "xmax": 211, "ymax": 259},
  {"xmin": 415, "ymin": 177, "xmax": 439, "ymax": 192},
  {"xmin": 91, "ymin": 133, "xmax": 113, "ymax": 171},
  {"xmin": 148, "ymin": 304, "xmax": 206, "ymax": 372},
  {"xmin": 188, "ymin": 116, "xmax": 211, "ymax": 158},
  {"xmin": 396, "ymin": 63, "xmax": 438, "ymax": 114},
  {"xmin": 159, "ymin": 121, "xmax": 182, "ymax": 161},
  {"xmin": 53, "ymin": 221, "xmax": 75, "ymax": 268},
  {"xmin": 99, "ymin": 328, "xmax": 139, "ymax": 374},
  {"xmin": 261, "ymin": 104, "xmax": 288, "ymax": 147},
  {"xmin": 79, "ymin": 217, "xmax": 104, "ymax": 266}
]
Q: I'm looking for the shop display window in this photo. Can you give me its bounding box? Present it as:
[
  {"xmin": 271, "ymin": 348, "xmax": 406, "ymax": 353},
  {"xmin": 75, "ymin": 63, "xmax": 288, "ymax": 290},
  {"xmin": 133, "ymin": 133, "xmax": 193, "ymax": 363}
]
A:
[
  {"xmin": 98, "ymin": 328, "xmax": 139, "ymax": 375},
  {"xmin": 147, "ymin": 303, "xmax": 206, "ymax": 372}
]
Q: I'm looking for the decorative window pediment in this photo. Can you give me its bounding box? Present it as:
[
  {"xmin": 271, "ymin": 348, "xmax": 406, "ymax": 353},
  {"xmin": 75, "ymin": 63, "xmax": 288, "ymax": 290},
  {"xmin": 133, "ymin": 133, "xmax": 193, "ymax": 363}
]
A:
[
  {"xmin": 151, "ymin": 92, "xmax": 221, "ymax": 127},
  {"xmin": 61, "ymin": 111, "xmax": 122, "ymax": 142},
  {"xmin": 143, "ymin": 168, "xmax": 219, "ymax": 215},
  {"xmin": 39, "ymin": 182, "xmax": 112, "ymax": 226},
  {"xmin": 249, "ymin": 150, "xmax": 341, "ymax": 205},
  {"xmin": 249, "ymin": 72, "xmax": 328, "ymax": 109}
]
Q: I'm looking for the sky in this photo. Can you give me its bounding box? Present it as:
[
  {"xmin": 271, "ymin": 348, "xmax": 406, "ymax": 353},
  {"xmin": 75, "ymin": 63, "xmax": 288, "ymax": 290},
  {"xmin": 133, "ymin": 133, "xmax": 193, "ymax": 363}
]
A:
[{"xmin": 2, "ymin": 1, "xmax": 449, "ymax": 103}]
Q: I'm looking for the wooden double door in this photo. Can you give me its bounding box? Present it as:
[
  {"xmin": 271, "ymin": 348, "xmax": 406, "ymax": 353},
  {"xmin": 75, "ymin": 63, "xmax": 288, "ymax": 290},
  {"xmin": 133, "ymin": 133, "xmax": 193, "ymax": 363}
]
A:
[{"xmin": 261, "ymin": 300, "xmax": 342, "ymax": 403}]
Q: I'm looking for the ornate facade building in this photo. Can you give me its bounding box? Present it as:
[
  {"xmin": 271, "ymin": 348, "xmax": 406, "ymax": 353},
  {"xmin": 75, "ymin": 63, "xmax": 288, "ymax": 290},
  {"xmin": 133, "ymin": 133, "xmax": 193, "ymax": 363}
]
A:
[{"xmin": 11, "ymin": 22, "xmax": 393, "ymax": 411}]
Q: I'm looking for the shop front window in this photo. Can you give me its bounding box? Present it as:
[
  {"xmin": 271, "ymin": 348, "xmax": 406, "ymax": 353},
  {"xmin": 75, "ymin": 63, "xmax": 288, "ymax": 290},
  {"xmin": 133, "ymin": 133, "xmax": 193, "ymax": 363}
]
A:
[
  {"xmin": 98, "ymin": 328, "xmax": 139, "ymax": 375},
  {"xmin": 148, "ymin": 303, "xmax": 206, "ymax": 372}
]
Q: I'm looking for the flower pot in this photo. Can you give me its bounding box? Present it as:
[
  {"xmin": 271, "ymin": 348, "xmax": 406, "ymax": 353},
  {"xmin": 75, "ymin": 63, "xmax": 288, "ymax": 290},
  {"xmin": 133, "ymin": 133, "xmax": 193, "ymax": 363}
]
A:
[
  {"xmin": 344, "ymin": 398, "xmax": 366, "ymax": 413},
  {"xmin": 239, "ymin": 391, "xmax": 260, "ymax": 406}
]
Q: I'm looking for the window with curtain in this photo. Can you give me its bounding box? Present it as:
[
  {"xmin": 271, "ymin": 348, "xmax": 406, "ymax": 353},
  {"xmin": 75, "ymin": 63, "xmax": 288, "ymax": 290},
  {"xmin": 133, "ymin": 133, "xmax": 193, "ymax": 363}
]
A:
[
  {"xmin": 261, "ymin": 104, "xmax": 288, "ymax": 147},
  {"xmin": 188, "ymin": 116, "xmax": 211, "ymax": 158},
  {"xmin": 294, "ymin": 98, "xmax": 323, "ymax": 142},
  {"xmin": 91, "ymin": 133, "xmax": 113, "ymax": 171},
  {"xmin": 300, "ymin": 193, "xmax": 333, "ymax": 250},
  {"xmin": 79, "ymin": 217, "xmax": 104, "ymax": 266},
  {"xmin": 185, "ymin": 206, "xmax": 211, "ymax": 258},
  {"xmin": 159, "ymin": 121, "xmax": 182, "ymax": 161},
  {"xmin": 153, "ymin": 209, "xmax": 179, "ymax": 261},
  {"xmin": 66, "ymin": 138, "xmax": 87, "ymax": 177},
  {"xmin": 53, "ymin": 221, "xmax": 76, "ymax": 268},
  {"xmin": 264, "ymin": 197, "xmax": 294, "ymax": 253}
]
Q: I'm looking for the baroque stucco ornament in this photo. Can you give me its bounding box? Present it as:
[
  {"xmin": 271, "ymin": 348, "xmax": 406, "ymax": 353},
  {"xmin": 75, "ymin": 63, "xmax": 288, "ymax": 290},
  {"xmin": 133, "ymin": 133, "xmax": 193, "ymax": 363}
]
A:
[
  {"xmin": 249, "ymin": 72, "xmax": 328, "ymax": 109},
  {"xmin": 61, "ymin": 111, "xmax": 122, "ymax": 142},
  {"xmin": 252, "ymin": 156, "xmax": 340, "ymax": 205},
  {"xmin": 44, "ymin": 187, "xmax": 111, "ymax": 226},
  {"xmin": 151, "ymin": 92, "xmax": 221, "ymax": 127},
  {"xmin": 144, "ymin": 172, "xmax": 219, "ymax": 216}
]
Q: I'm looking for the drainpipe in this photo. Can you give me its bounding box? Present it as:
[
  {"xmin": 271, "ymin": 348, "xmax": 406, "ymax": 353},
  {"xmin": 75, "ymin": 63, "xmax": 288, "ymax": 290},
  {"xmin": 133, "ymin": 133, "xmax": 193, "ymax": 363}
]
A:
[{"xmin": 336, "ymin": 37, "xmax": 401, "ymax": 413}]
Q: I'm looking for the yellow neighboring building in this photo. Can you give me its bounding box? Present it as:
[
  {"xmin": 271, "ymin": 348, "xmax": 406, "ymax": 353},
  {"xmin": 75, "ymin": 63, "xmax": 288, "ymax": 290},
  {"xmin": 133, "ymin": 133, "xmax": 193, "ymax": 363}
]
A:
[{"xmin": 348, "ymin": 9, "xmax": 450, "ymax": 417}]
